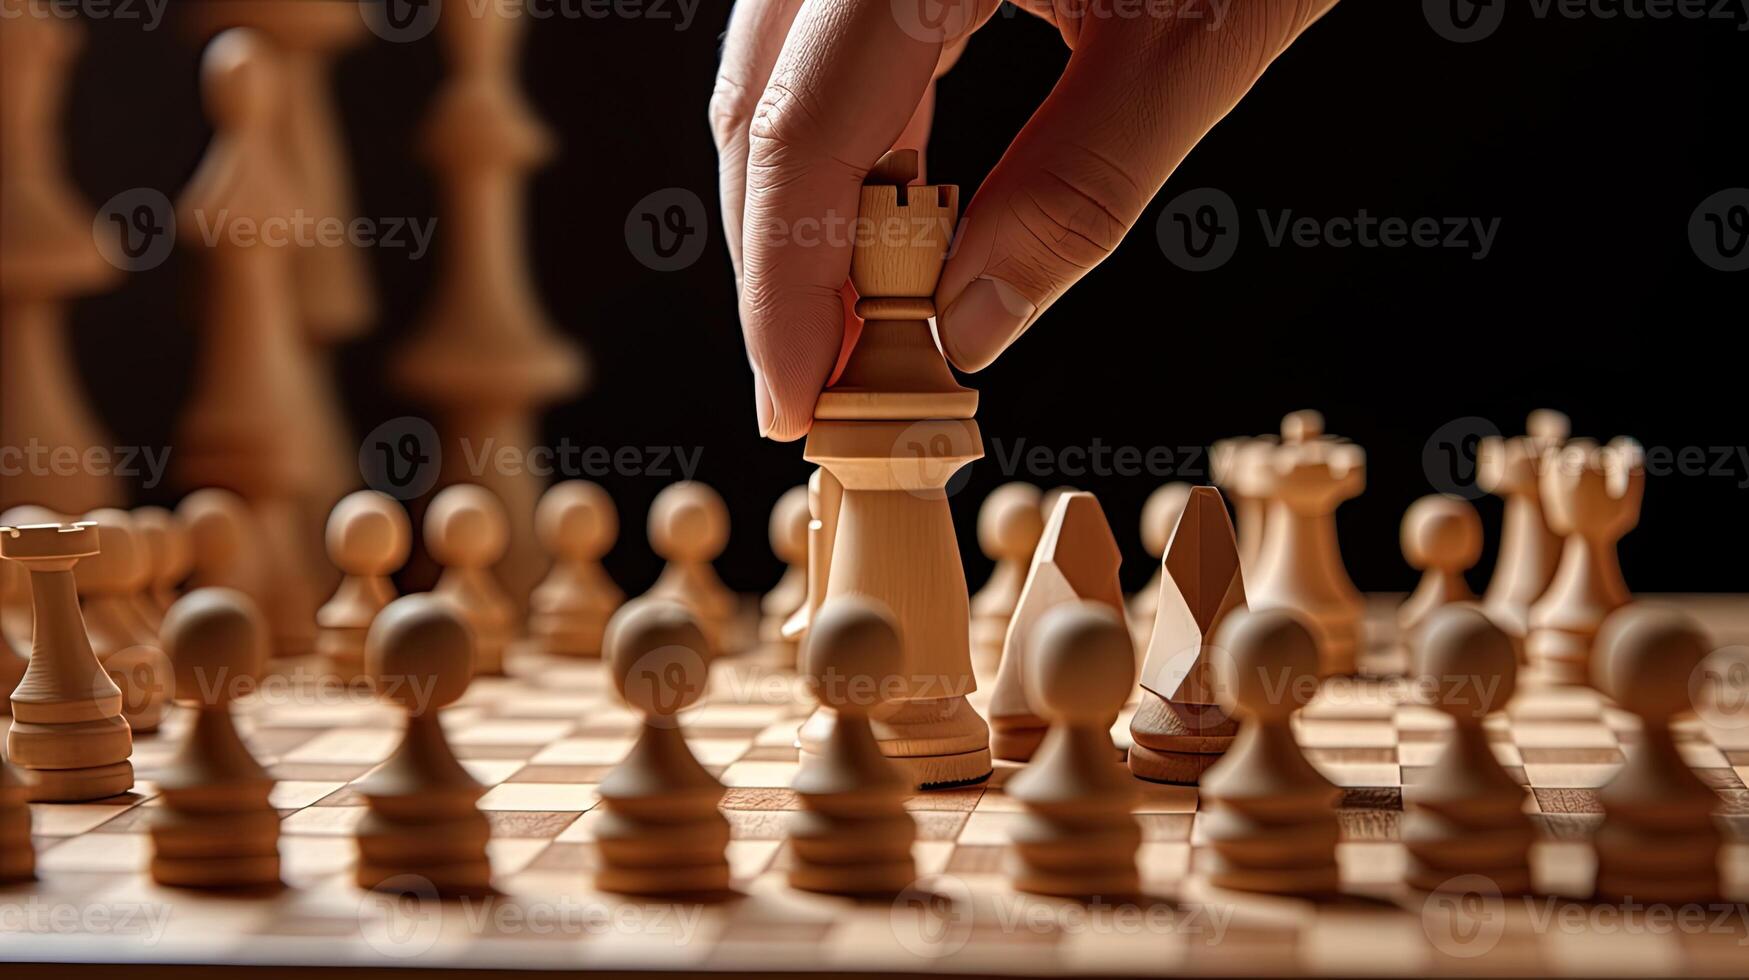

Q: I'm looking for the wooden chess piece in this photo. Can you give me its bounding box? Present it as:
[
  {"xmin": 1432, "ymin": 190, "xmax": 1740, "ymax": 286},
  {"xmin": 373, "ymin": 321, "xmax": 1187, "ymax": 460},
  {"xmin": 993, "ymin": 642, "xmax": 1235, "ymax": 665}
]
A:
[
  {"xmin": 1591, "ymin": 605, "xmax": 1722, "ymax": 904},
  {"xmin": 151, "ymin": 588, "xmax": 281, "ymax": 889},
  {"xmin": 0, "ymin": 521, "xmax": 133, "ymax": 802},
  {"xmin": 1130, "ymin": 487, "xmax": 1246, "ymax": 785},
  {"xmin": 1477, "ymin": 411, "xmax": 1568, "ymax": 636},
  {"xmin": 1404, "ymin": 605, "xmax": 1533, "ymax": 894},
  {"xmin": 1007, "ymin": 601, "xmax": 1141, "ymax": 898},
  {"xmin": 1397, "ymin": 495, "xmax": 1482, "ymax": 645},
  {"xmin": 1199, "ymin": 608, "xmax": 1341, "ymax": 895},
  {"xmin": 355, "ymin": 594, "xmax": 490, "ymax": 895},
  {"xmin": 130, "ymin": 505, "xmax": 191, "ymax": 632},
  {"xmin": 178, "ymin": 488, "xmax": 271, "ymax": 609},
  {"xmin": 530, "ymin": 480, "xmax": 622, "ymax": 659},
  {"xmin": 789, "ymin": 596, "xmax": 917, "ymax": 895},
  {"xmin": 1128, "ymin": 482, "xmax": 1193, "ymax": 646},
  {"xmin": 990, "ymin": 491, "xmax": 1126, "ymax": 762},
  {"xmin": 1526, "ymin": 438, "xmax": 1643, "ymax": 685},
  {"xmin": 393, "ymin": 0, "xmax": 585, "ymax": 613},
  {"xmin": 0, "ymin": 758, "xmax": 32, "ymax": 882},
  {"xmin": 175, "ymin": 30, "xmax": 326, "ymax": 659},
  {"xmin": 187, "ymin": 0, "xmax": 376, "ymax": 526},
  {"xmin": 426, "ymin": 484, "xmax": 515, "ymax": 677},
  {"xmin": 780, "ymin": 468, "xmax": 843, "ymax": 663},
  {"xmin": 1248, "ymin": 417, "xmax": 1367, "ymax": 677},
  {"xmin": 645, "ymin": 482, "xmax": 737, "ymax": 654},
  {"xmin": 1212, "ymin": 436, "xmax": 1280, "ymax": 577},
  {"xmin": 800, "ymin": 150, "xmax": 988, "ymax": 789},
  {"xmin": 761, "ymin": 485, "xmax": 811, "ymax": 656},
  {"xmin": 0, "ymin": 549, "xmax": 27, "ymax": 710},
  {"xmin": 76, "ymin": 509, "xmax": 172, "ymax": 733},
  {"xmin": 596, "ymin": 598, "xmax": 730, "ymax": 896},
  {"xmin": 0, "ymin": 506, "xmax": 57, "ymax": 658},
  {"xmin": 970, "ymin": 482, "xmax": 1045, "ymax": 660},
  {"xmin": 0, "ymin": 7, "xmax": 125, "ymax": 515},
  {"xmin": 318, "ymin": 491, "xmax": 410, "ymax": 681}
]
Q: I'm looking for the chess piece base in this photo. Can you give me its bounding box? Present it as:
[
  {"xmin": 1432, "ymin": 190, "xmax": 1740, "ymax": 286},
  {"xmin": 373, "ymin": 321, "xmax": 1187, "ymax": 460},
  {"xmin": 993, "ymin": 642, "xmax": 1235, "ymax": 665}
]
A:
[
  {"xmin": 20, "ymin": 761, "xmax": 133, "ymax": 803},
  {"xmin": 1127, "ymin": 743, "xmax": 1228, "ymax": 785},
  {"xmin": 151, "ymin": 855, "xmax": 282, "ymax": 890}
]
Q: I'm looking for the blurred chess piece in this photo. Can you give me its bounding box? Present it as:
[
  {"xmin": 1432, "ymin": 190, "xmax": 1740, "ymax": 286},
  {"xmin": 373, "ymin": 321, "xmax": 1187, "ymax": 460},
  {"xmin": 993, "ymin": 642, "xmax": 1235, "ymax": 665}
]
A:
[
  {"xmin": 174, "ymin": 30, "xmax": 327, "ymax": 658},
  {"xmin": 1526, "ymin": 438, "xmax": 1643, "ymax": 685},
  {"xmin": 645, "ymin": 482, "xmax": 737, "ymax": 654},
  {"xmin": 759, "ymin": 485, "xmax": 810, "ymax": 662},
  {"xmin": 76, "ymin": 509, "xmax": 172, "ymax": 733},
  {"xmin": 0, "ymin": 8, "xmax": 126, "ymax": 515},
  {"xmin": 178, "ymin": 488, "xmax": 271, "ymax": 611},
  {"xmin": 0, "ymin": 506, "xmax": 58, "ymax": 657},
  {"xmin": 130, "ymin": 506, "xmax": 192, "ymax": 632},
  {"xmin": 318, "ymin": 491, "xmax": 410, "ymax": 681},
  {"xmin": 1397, "ymin": 495, "xmax": 1482, "ymax": 645},
  {"xmin": 1591, "ymin": 606, "xmax": 1722, "ymax": 904},
  {"xmin": 1, "ymin": 521, "xmax": 134, "ymax": 802},
  {"xmin": 152, "ymin": 588, "xmax": 280, "ymax": 889},
  {"xmin": 780, "ymin": 468, "xmax": 842, "ymax": 665},
  {"xmin": 970, "ymin": 482, "xmax": 1044, "ymax": 661},
  {"xmin": 1127, "ymin": 482, "xmax": 1193, "ymax": 648},
  {"xmin": 1477, "ymin": 411, "xmax": 1569, "ymax": 636},
  {"xmin": 426, "ymin": 484, "xmax": 515, "ymax": 677},
  {"xmin": 392, "ymin": 0, "xmax": 586, "ymax": 613},
  {"xmin": 0, "ymin": 758, "xmax": 32, "ymax": 882},
  {"xmin": 530, "ymin": 481, "xmax": 622, "ymax": 658},
  {"xmin": 355, "ymin": 595, "xmax": 490, "ymax": 895},
  {"xmin": 1247, "ymin": 414, "xmax": 1366, "ymax": 676}
]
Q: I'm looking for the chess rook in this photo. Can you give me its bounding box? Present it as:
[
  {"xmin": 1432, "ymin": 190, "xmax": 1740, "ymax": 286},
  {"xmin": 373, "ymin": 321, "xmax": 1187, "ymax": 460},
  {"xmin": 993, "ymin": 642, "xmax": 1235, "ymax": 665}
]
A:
[
  {"xmin": 1131, "ymin": 487, "xmax": 1246, "ymax": 785},
  {"xmin": 151, "ymin": 589, "xmax": 281, "ymax": 889},
  {"xmin": 789, "ymin": 597, "xmax": 917, "ymax": 896},
  {"xmin": 1404, "ymin": 605, "xmax": 1533, "ymax": 894},
  {"xmin": 1, "ymin": 521, "xmax": 133, "ymax": 802},
  {"xmin": 1007, "ymin": 602, "xmax": 1141, "ymax": 898},
  {"xmin": 530, "ymin": 480, "xmax": 623, "ymax": 658},
  {"xmin": 1477, "ymin": 411, "xmax": 1569, "ymax": 636},
  {"xmin": 318, "ymin": 491, "xmax": 411, "ymax": 681},
  {"xmin": 355, "ymin": 594, "xmax": 491, "ymax": 895},
  {"xmin": 970, "ymin": 482, "xmax": 1045, "ymax": 659},
  {"xmin": 1591, "ymin": 606, "xmax": 1722, "ymax": 904},
  {"xmin": 1198, "ymin": 608, "xmax": 1341, "ymax": 896},
  {"xmin": 596, "ymin": 599, "xmax": 730, "ymax": 896},
  {"xmin": 801, "ymin": 150, "xmax": 990, "ymax": 789},
  {"xmin": 426, "ymin": 484, "xmax": 515, "ymax": 676},
  {"xmin": 1397, "ymin": 495, "xmax": 1481, "ymax": 645}
]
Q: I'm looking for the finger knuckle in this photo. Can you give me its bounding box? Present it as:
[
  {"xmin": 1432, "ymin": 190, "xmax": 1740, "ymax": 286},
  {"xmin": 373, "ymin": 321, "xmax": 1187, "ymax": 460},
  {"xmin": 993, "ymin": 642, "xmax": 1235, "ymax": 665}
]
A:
[{"xmin": 708, "ymin": 75, "xmax": 754, "ymax": 149}]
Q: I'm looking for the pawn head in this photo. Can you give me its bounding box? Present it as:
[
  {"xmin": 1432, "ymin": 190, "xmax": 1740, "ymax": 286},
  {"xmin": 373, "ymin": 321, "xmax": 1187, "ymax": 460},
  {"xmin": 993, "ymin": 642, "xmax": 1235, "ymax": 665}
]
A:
[
  {"xmin": 1401, "ymin": 494, "xmax": 1482, "ymax": 572},
  {"xmin": 1211, "ymin": 607, "xmax": 1320, "ymax": 724},
  {"xmin": 424, "ymin": 484, "xmax": 508, "ymax": 568},
  {"xmin": 1140, "ymin": 482, "xmax": 1194, "ymax": 557},
  {"xmin": 804, "ymin": 596, "xmax": 904, "ymax": 717},
  {"xmin": 367, "ymin": 594, "xmax": 474, "ymax": 715},
  {"xmin": 604, "ymin": 598, "xmax": 712, "ymax": 718},
  {"xmin": 1415, "ymin": 605, "xmax": 1517, "ymax": 719},
  {"xmin": 201, "ymin": 29, "xmax": 280, "ymax": 131},
  {"xmin": 1281, "ymin": 409, "xmax": 1325, "ymax": 444},
  {"xmin": 768, "ymin": 484, "xmax": 810, "ymax": 564},
  {"xmin": 161, "ymin": 587, "xmax": 268, "ymax": 707},
  {"xmin": 1595, "ymin": 605, "xmax": 1709, "ymax": 722},
  {"xmin": 76, "ymin": 508, "xmax": 144, "ymax": 594},
  {"xmin": 977, "ymin": 482, "xmax": 1044, "ymax": 562},
  {"xmin": 131, "ymin": 506, "xmax": 191, "ymax": 590},
  {"xmin": 1025, "ymin": 601, "xmax": 1135, "ymax": 727},
  {"xmin": 537, "ymin": 481, "xmax": 617, "ymax": 562},
  {"xmin": 648, "ymin": 482, "xmax": 728, "ymax": 562},
  {"xmin": 326, "ymin": 491, "xmax": 411, "ymax": 576},
  {"xmin": 178, "ymin": 488, "xmax": 251, "ymax": 567}
]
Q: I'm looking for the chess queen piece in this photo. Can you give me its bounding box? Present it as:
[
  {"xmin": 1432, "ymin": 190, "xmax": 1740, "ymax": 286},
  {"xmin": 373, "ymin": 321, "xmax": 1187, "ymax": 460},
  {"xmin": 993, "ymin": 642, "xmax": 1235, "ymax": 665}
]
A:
[
  {"xmin": 800, "ymin": 150, "xmax": 990, "ymax": 789},
  {"xmin": 1, "ymin": 521, "xmax": 134, "ymax": 802},
  {"xmin": 1526, "ymin": 438, "xmax": 1643, "ymax": 685}
]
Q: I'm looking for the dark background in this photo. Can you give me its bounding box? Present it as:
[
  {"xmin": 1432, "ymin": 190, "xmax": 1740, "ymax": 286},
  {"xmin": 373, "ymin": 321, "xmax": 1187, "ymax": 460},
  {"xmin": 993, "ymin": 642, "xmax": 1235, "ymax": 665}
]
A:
[{"xmin": 56, "ymin": 0, "xmax": 1747, "ymax": 599}]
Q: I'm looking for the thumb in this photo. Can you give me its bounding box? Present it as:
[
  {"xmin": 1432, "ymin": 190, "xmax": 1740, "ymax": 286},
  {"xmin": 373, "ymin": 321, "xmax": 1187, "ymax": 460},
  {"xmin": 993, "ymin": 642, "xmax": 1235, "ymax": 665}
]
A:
[{"xmin": 935, "ymin": 4, "xmax": 1333, "ymax": 372}]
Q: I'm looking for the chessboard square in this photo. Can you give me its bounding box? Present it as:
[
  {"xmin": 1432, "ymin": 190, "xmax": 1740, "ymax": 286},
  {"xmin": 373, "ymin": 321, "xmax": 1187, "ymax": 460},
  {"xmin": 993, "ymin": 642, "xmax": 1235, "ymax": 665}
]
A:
[
  {"xmin": 913, "ymin": 839, "xmax": 956, "ymax": 875},
  {"xmin": 279, "ymin": 835, "xmax": 359, "ymax": 883},
  {"xmin": 29, "ymin": 802, "xmax": 142, "ymax": 837},
  {"xmin": 485, "ymin": 838, "xmax": 551, "ymax": 877},
  {"xmin": 268, "ymin": 781, "xmax": 348, "ymax": 809},
  {"xmin": 1137, "ymin": 841, "xmax": 1192, "ymax": 882},
  {"xmin": 1133, "ymin": 782, "xmax": 1200, "ymax": 814},
  {"xmin": 1678, "ymin": 741, "xmax": 1730, "ymax": 768},
  {"xmin": 462, "ymin": 758, "xmax": 530, "ymax": 786},
  {"xmin": 478, "ymin": 782, "xmax": 600, "ymax": 811},
  {"xmin": 1522, "ymin": 764, "xmax": 1619, "ymax": 789},
  {"xmin": 719, "ymin": 760, "xmax": 800, "ymax": 789},
  {"xmin": 1509, "ymin": 723, "xmax": 1619, "ymax": 749},
  {"xmin": 1315, "ymin": 762, "xmax": 1402, "ymax": 788},
  {"xmin": 728, "ymin": 839, "xmax": 782, "ymax": 881},
  {"xmin": 280, "ymin": 805, "xmax": 368, "ymax": 836},
  {"xmin": 682, "ymin": 703, "xmax": 788, "ymax": 729},
  {"xmin": 753, "ymin": 720, "xmax": 803, "ymax": 748},
  {"xmin": 282, "ymin": 728, "xmax": 400, "ymax": 764},
  {"xmin": 450, "ymin": 719, "xmax": 577, "ymax": 747},
  {"xmin": 530, "ymin": 737, "xmax": 635, "ymax": 765},
  {"xmin": 37, "ymin": 832, "xmax": 151, "ymax": 873},
  {"xmin": 1334, "ymin": 841, "xmax": 1404, "ymax": 888},
  {"xmin": 1540, "ymin": 922, "xmax": 1685, "ymax": 974},
  {"xmin": 1295, "ymin": 720, "xmax": 1397, "ymax": 748},
  {"xmin": 960, "ymin": 810, "xmax": 1020, "ymax": 846},
  {"xmin": 690, "ymin": 737, "xmax": 757, "ymax": 767}
]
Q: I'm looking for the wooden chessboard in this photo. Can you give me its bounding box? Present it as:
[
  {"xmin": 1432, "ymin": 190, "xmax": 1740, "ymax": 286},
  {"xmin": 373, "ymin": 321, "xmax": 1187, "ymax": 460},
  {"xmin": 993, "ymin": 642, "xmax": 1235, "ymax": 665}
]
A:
[{"xmin": 6, "ymin": 597, "xmax": 1749, "ymax": 978}]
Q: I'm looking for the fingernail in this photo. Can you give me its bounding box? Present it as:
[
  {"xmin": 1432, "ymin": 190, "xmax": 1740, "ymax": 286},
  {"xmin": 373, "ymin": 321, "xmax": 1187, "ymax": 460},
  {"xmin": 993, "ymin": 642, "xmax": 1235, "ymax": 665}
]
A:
[
  {"xmin": 939, "ymin": 276, "xmax": 1036, "ymax": 372},
  {"xmin": 754, "ymin": 370, "xmax": 776, "ymax": 438}
]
